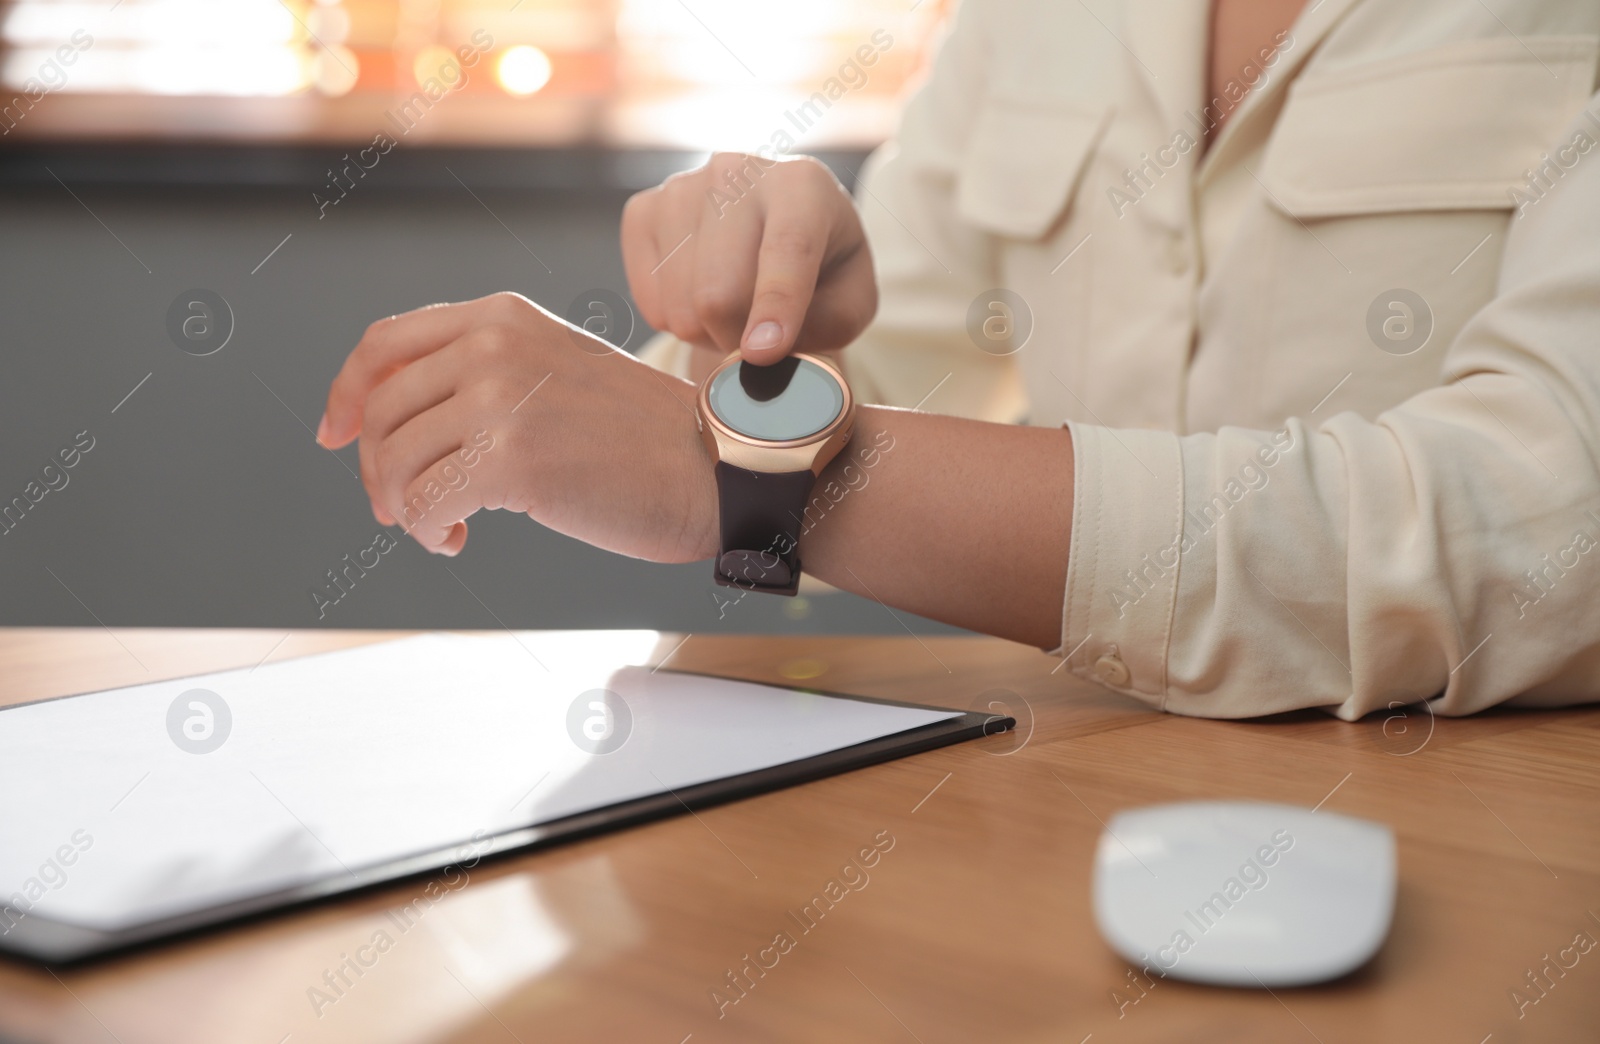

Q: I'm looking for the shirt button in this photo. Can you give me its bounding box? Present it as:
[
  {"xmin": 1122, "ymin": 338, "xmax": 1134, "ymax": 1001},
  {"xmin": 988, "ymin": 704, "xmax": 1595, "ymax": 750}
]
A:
[
  {"xmin": 1094, "ymin": 651, "xmax": 1131, "ymax": 687},
  {"xmin": 1164, "ymin": 237, "xmax": 1190, "ymax": 275}
]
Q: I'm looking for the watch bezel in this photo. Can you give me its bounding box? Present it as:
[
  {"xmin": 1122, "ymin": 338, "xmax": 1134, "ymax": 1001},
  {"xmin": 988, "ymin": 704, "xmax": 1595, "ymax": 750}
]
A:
[{"xmin": 697, "ymin": 352, "xmax": 856, "ymax": 475}]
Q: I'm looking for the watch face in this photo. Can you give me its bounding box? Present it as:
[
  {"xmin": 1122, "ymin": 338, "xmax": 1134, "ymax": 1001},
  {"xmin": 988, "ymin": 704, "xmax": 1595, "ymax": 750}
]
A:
[{"xmin": 708, "ymin": 357, "xmax": 845, "ymax": 441}]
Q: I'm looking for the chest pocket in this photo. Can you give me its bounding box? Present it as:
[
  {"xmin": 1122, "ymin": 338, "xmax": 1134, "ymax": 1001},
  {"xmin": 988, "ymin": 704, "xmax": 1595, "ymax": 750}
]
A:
[
  {"xmin": 957, "ymin": 98, "xmax": 1112, "ymax": 238},
  {"xmin": 1259, "ymin": 35, "xmax": 1599, "ymax": 218}
]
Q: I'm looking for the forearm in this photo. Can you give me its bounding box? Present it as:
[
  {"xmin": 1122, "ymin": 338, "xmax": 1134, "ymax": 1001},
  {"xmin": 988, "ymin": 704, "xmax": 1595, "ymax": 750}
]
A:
[{"xmin": 800, "ymin": 405, "xmax": 1074, "ymax": 649}]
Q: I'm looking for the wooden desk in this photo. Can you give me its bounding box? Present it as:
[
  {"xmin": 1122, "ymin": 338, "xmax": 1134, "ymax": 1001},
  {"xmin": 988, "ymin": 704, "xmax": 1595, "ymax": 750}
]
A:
[{"xmin": 0, "ymin": 628, "xmax": 1596, "ymax": 1043}]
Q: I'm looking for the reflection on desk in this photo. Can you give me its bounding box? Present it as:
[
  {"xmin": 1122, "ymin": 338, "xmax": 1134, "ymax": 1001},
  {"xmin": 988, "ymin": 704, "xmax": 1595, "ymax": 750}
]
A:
[{"xmin": 0, "ymin": 628, "xmax": 1595, "ymax": 1044}]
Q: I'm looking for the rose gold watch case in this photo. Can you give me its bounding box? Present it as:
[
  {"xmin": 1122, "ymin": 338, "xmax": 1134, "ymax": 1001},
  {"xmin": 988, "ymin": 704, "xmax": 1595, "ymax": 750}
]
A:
[{"xmin": 696, "ymin": 352, "xmax": 856, "ymax": 476}]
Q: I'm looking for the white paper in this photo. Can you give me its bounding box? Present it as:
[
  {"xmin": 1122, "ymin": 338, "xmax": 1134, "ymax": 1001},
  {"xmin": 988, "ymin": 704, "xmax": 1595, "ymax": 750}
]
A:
[{"xmin": 0, "ymin": 632, "xmax": 958, "ymax": 931}]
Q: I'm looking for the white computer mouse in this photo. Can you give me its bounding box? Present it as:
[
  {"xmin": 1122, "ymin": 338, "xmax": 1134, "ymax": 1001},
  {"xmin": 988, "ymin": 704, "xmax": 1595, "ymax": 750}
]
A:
[{"xmin": 1091, "ymin": 800, "xmax": 1396, "ymax": 987}]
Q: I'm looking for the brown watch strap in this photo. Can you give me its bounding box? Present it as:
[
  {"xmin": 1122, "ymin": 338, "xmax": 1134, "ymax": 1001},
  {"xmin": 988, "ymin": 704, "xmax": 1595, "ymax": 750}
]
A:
[{"xmin": 713, "ymin": 461, "xmax": 816, "ymax": 596}]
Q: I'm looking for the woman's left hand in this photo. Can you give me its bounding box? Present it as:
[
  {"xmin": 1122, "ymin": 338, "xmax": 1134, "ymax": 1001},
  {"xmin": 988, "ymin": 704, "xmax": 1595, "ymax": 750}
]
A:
[{"xmin": 317, "ymin": 291, "xmax": 719, "ymax": 562}]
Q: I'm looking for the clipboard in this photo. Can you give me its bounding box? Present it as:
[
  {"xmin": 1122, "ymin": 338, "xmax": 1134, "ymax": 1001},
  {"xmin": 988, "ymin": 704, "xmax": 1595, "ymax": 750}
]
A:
[{"xmin": 0, "ymin": 632, "xmax": 1012, "ymax": 963}]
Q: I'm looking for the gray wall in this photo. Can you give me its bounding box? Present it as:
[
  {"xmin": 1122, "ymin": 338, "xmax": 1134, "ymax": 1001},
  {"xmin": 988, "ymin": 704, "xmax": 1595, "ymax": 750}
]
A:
[{"xmin": 0, "ymin": 158, "xmax": 962, "ymax": 637}]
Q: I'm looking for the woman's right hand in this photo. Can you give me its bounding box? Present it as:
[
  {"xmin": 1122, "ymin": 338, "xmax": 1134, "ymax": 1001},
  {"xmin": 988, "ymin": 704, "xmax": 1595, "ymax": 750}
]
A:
[{"xmin": 621, "ymin": 152, "xmax": 878, "ymax": 378}]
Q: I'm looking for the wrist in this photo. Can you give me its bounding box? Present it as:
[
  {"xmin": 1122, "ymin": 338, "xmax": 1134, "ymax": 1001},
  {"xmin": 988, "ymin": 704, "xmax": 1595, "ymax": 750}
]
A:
[
  {"xmin": 797, "ymin": 411, "xmax": 892, "ymax": 561},
  {"xmin": 669, "ymin": 377, "xmax": 722, "ymax": 563}
]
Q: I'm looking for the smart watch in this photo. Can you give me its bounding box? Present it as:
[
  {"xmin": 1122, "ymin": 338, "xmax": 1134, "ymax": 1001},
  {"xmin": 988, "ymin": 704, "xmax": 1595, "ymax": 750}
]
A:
[{"xmin": 696, "ymin": 352, "xmax": 856, "ymax": 596}]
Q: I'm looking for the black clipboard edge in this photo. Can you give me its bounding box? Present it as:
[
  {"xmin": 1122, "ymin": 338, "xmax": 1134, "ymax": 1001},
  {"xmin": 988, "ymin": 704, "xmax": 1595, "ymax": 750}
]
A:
[{"xmin": 1, "ymin": 674, "xmax": 1012, "ymax": 966}]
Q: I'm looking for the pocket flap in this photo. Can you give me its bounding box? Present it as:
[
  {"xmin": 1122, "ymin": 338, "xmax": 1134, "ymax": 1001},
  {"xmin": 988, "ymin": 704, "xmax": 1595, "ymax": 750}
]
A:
[
  {"xmin": 958, "ymin": 100, "xmax": 1111, "ymax": 238},
  {"xmin": 1260, "ymin": 36, "xmax": 1600, "ymax": 217}
]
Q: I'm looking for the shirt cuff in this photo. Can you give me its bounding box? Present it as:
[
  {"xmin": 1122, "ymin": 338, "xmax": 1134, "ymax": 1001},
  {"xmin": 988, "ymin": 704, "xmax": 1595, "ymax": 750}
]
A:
[
  {"xmin": 636, "ymin": 331, "xmax": 692, "ymax": 377},
  {"xmin": 1059, "ymin": 421, "xmax": 1186, "ymax": 709}
]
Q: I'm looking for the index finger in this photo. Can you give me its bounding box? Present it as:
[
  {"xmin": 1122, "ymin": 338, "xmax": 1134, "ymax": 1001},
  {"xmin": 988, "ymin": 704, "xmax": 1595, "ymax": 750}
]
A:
[
  {"xmin": 740, "ymin": 189, "xmax": 833, "ymax": 364},
  {"xmin": 321, "ymin": 296, "xmax": 509, "ymax": 448}
]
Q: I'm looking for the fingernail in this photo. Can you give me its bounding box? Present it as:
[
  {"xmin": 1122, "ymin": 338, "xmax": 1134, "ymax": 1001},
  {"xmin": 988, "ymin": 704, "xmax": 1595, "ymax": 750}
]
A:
[
  {"xmin": 745, "ymin": 321, "xmax": 783, "ymax": 352},
  {"xmin": 315, "ymin": 413, "xmax": 331, "ymax": 446}
]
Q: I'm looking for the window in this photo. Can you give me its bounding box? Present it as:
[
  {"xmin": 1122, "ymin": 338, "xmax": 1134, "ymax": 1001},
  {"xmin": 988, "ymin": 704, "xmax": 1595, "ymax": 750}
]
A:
[{"xmin": 0, "ymin": 0, "xmax": 947, "ymax": 147}]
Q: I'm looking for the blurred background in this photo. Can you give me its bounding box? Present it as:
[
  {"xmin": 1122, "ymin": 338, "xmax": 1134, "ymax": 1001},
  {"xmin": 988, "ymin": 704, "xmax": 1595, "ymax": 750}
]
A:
[{"xmin": 0, "ymin": 0, "xmax": 964, "ymax": 636}]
